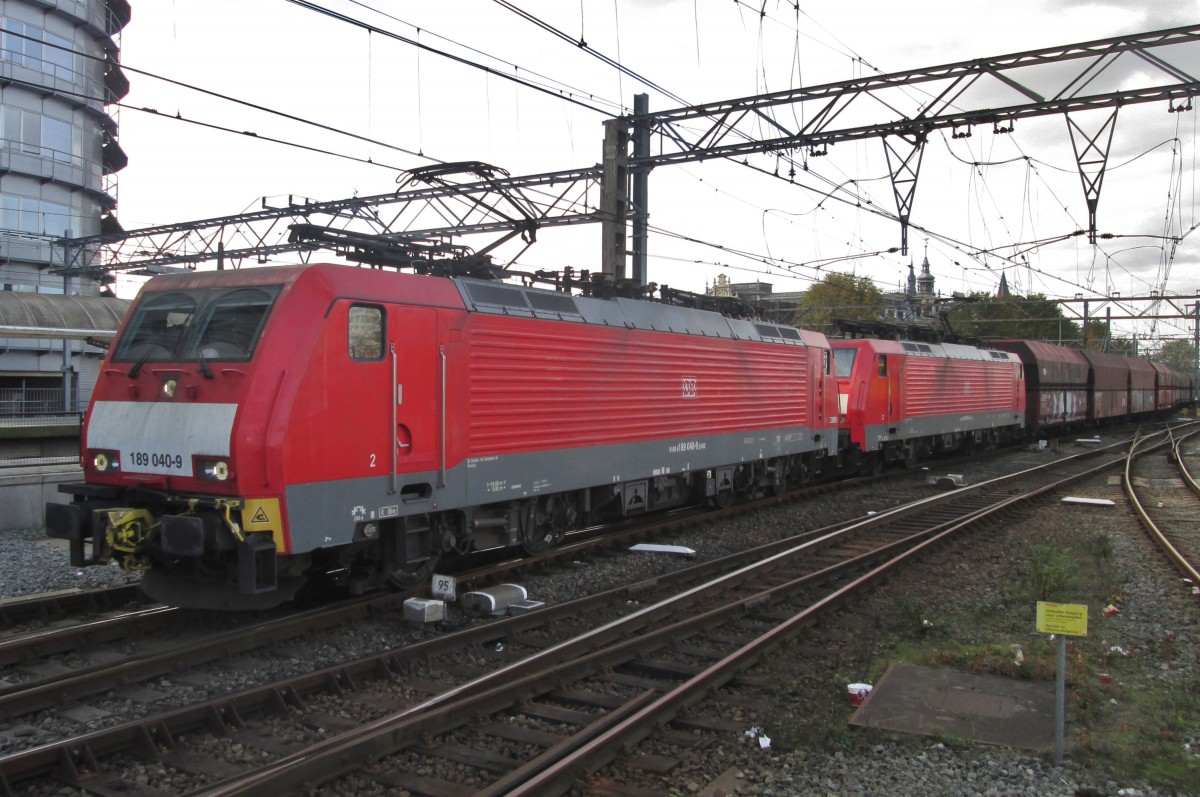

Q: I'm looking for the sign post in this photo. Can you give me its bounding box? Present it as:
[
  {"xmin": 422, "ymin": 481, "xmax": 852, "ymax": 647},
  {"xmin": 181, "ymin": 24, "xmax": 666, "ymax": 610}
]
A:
[{"xmin": 1036, "ymin": 601, "xmax": 1089, "ymax": 764}]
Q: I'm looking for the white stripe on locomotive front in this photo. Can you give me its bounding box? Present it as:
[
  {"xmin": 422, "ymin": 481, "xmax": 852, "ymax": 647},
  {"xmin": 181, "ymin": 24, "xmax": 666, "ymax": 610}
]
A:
[{"xmin": 87, "ymin": 400, "xmax": 237, "ymax": 477}]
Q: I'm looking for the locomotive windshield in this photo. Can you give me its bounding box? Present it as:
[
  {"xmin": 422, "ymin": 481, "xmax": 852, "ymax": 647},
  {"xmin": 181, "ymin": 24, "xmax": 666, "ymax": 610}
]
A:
[
  {"xmin": 833, "ymin": 347, "xmax": 857, "ymax": 378},
  {"xmin": 113, "ymin": 285, "xmax": 281, "ymax": 364}
]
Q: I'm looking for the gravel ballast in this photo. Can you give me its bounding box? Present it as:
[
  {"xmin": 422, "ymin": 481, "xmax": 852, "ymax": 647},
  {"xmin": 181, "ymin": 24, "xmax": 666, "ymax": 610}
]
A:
[{"xmin": 3, "ymin": 444, "xmax": 1198, "ymax": 796}]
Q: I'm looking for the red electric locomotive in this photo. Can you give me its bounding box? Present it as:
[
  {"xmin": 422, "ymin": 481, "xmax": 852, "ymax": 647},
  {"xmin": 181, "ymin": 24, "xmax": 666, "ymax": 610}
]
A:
[
  {"xmin": 47, "ymin": 264, "xmax": 838, "ymax": 609},
  {"xmin": 831, "ymin": 339, "xmax": 1026, "ymax": 468}
]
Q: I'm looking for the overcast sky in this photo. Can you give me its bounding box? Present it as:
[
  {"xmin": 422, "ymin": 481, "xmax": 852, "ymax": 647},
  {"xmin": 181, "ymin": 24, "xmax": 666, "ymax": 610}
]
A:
[{"xmin": 112, "ymin": 1, "xmax": 1200, "ymax": 345}]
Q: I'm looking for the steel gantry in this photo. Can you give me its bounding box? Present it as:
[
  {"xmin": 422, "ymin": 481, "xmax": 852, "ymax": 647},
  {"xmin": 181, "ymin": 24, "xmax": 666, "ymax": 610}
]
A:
[
  {"xmin": 56, "ymin": 25, "xmax": 1200, "ymax": 280},
  {"xmin": 60, "ymin": 164, "xmax": 602, "ymax": 277},
  {"xmin": 603, "ymin": 23, "xmax": 1200, "ymax": 277}
]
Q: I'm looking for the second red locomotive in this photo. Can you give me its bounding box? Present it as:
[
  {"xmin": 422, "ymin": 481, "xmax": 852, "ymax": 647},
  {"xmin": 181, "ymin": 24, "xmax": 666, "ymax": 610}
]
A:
[{"xmin": 832, "ymin": 339, "xmax": 1026, "ymax": 469}]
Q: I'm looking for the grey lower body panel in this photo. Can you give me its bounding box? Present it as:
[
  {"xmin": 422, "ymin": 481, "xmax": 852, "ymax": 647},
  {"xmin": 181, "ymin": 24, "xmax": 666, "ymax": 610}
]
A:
[
  {"xmin": 284, "ymin": 425, "xmax": 834, "ymax": 552},
  {"xmin": 859, "ymin": 410, "xmax": 1024, "ymax": 452}
]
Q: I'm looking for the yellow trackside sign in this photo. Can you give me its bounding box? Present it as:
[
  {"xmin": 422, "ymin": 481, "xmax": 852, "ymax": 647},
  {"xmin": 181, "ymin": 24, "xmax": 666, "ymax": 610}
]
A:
[{"xmin": 1036, "ymin": 601, "xmax": 1088, "ymax": 636}]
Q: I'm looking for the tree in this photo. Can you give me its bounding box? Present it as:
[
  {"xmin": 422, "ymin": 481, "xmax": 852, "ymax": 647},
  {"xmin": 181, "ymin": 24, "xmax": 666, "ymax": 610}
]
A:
[
  {"xmin": 1099, "ymin": 334, "xmax": 1137, "ymax": 356},
  {"xmin": 942, "ymin": 293, "xmax": 1080, "ymax": 343},
  {"xmin": 1080, "ymin": 322, "xmax": 1137, "ymax": 355},
  {"xmin": 1156, "ymin": 338, "xmax": 1198, "ymax": 373},
  {"xmin": 793, "ymin": 272, "xmax": 884, "ymax": 334}
]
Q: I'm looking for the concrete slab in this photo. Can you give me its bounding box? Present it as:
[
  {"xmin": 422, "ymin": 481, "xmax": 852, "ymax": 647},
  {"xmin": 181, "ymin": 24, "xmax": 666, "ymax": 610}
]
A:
[
  {"xmin": 848, "ymin": 663, "xmax": 1057, "ymax": 751},
  {"xmin": 0, "ymin": 463, "xmax": 82, "ymax": 532}
]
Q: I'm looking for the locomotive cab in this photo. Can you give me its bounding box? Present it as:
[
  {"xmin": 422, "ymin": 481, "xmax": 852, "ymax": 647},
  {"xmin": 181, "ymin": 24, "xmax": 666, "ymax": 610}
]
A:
[{"xmin": 47, "ymin": 274, "xmax": 296, "ymax": 609}]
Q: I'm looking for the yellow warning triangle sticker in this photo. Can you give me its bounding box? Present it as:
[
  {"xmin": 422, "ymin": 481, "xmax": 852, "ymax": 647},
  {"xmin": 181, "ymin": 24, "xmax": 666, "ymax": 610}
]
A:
[{"xmin": 250, "ymin": 506, "xmax": 270, "ymax": 524}]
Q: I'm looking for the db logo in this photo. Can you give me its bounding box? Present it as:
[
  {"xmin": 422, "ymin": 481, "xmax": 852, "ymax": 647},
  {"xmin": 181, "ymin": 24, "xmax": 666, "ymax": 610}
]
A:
[{"xmin": 681, "ymin": 377, "xmax": 698, "ymax": 398}]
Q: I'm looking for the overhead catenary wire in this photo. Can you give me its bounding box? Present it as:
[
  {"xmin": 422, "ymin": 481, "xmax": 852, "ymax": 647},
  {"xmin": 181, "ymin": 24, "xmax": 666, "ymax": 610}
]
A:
[
  {"xmin": 730, "ymin": 1, "xmax": 1199, "ymax": 314},
  {"xmin": 490, "ymin": 0, "xmax": 692, "ymax": 109},
  {"xmin": 341, "ymin": 0, "xmax": 627, "ymax": 114},
  {"xmin": 1, "ymin": 26, "xmax": 445, "ymax": 167},
  {"xmin": 284, "ymin": 0, "xmax": 614, "ymax": 115},
  {"xmin": 688, "ymin": 149, "xmax": 1086, "ymax": 303},
  {"xmin": 0, "ymin": 72, "xmax": 418, "ymax": 173},
  {"xmin": 192, "ymin": 7, "xmax": 1200, "ymax": 296},
  {"xmin": 13, "ymin": 2, "xmax": 1193, "ymax": 334}
]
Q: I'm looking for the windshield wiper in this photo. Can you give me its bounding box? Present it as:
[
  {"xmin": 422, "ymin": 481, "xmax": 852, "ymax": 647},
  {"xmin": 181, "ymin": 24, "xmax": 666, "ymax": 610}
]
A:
[
  {"xmin": 127, "ymin": 346, "xmax": 155, "ymax": 378},
  {"xmin": 197, "ymin": 347, "xmax": 214, "ymax": 380}
]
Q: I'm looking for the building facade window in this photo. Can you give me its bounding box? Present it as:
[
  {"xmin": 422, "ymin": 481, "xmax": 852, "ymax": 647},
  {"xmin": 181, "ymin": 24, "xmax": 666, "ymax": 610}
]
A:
[
  {"xmin": 0, "ymin": 106, "xmax": 79, "ymax": 163},
  {"xmin": 0, "ymin": 194, "xmax": 75, "ymax": 237},
  {"xmin": 1, "ymin": 19, "xmax": 74, "ymax": 81}
]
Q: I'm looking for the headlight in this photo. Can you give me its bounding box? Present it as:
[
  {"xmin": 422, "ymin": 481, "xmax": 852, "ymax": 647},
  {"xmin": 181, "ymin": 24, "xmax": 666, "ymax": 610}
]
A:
[
  {"xmin": 198, "ymin": 459, "xmax": 230, "ymax": 481},
  {"xmin": 92, "ymin": 451, "xmax": 120, "ymax": 472}
]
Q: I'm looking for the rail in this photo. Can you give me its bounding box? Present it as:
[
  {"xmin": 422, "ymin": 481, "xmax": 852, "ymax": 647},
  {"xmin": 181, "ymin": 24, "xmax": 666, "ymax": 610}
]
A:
[
  {"xmin": 0, "ymin": 431, "xmax": 1167, "ymax": 794},
  {"xmin": 192, "ymin": 436, "xmax": 1150, "ymax": 796},
  {"xmin": 1124, "ymin": 423, "xmax": 1200, "ymax": 587}
]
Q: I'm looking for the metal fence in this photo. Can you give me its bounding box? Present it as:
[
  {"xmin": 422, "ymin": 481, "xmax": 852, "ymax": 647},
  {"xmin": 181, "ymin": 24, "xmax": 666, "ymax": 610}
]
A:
[
  {"xmin": 0, "ymin": 387, "xmax": 86, "ymax": 468},
  {"xmin": 0, "ymin": 386, "xmax": 90, "ymax": 417},
  {"xmin": 0, "ymin": 409, "xmax": 83, "ymax": 430}
]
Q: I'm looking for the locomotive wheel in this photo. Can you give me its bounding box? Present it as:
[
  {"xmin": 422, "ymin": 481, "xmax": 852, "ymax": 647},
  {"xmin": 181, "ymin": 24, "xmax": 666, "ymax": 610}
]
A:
[
  {"xmin": 388, "ymin": 554, "xmax": 440, "ymax": 588},
  {"xmin": 798, "ymin": 456, "xmax": 813, "ymax": 485},
  {"xmin": 521, "ymin": 494, "xmax": 575, "ymax": 554},
  {"xmin": 732, "ymin": 464, "xmax": 754, "ymax": 500},
  {"xmin": 709, "ymin": 491, "xmax": 734, "ymax": 509},
  {"xmin": 772, "ymin": 457, "xmax": 805, "ymax": 495}
]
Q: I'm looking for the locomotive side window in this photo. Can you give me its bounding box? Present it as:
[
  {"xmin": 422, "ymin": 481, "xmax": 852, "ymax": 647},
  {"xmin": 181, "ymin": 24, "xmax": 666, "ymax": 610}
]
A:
[
  {"xmin": 349, "ymin": 305, "xmax": 384, "ymax": 360},
  {"xmin": 112, "ymin": 292, "xmax": 197, "ymax": 361},
  {"xmin": 192, "ymin": 287, "xmax": 279, "ymax": 360},
  {"xmin": 877, "ymin": 355, "xmax": 888, "ymax": 377}
]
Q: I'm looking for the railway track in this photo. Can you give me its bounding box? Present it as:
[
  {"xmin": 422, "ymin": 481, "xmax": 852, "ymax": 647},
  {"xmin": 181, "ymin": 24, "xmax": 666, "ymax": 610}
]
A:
[
  {"xmin": 0, "ymin": 584, "xmax": 147, "ymax": 632},
  {"xmin": 0, "ymin": 432, "xmax": 1161, "ymax": 796},
  {"xmin": 0, "ymin": 471, "xmax": 899, "ymax": 723},
  {"xmin": 1125, "ymin": 423, "xmax": 1200, "ymax": 589}
]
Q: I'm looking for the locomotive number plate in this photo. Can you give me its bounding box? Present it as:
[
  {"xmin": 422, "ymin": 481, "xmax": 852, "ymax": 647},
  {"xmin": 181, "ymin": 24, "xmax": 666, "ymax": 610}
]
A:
[{"xmin": 127, "ymin": 450, "xmax": 186, "ymax": 473}]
